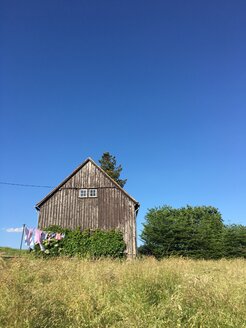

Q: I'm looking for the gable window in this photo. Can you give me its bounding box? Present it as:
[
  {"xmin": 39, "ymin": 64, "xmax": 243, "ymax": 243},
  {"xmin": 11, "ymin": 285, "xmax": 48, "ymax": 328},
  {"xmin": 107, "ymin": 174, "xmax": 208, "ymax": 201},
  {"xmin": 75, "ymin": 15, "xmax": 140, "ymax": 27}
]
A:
[
  {"xmin": 78, "ymin": 189, "xmax": 97, "ymax": 198},
  {"xmin": 79, "ymin": 189, "xmax": 87, "ymax": 198},
  {"xmin": 89, "ymin": 189, "xmax": 97, "ymax": 197}
]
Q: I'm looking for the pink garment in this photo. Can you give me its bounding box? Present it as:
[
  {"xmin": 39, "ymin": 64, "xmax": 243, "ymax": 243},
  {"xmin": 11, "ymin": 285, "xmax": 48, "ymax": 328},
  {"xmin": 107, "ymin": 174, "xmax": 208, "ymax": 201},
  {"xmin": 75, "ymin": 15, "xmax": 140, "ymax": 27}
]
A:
[
  {"xmin": 55, "ymin": 233, "xmax": 62, "ymax": 240},
  {"xmin": 34, "ymin": 229, "xmax": 42, "ymax": 244}
]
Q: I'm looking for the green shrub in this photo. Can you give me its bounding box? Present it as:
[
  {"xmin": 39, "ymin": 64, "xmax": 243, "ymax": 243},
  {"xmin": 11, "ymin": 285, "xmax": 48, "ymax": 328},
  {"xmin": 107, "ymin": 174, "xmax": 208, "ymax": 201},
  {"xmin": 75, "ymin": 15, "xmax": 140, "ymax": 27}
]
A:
[
  {"xmin": 140, "ymin": 205, "xmax": 224, "ymax": 259},
  {"xmin": 42, "ymin": 225, "xmax": 68, "ymax": 234},
  {"xmin": 222, "ymin": 225, "xmax": 246, "ymax": 258},
  {"xmin": 89, "ymin": 229, "xmax": 126, "ymax": 258},
  {"xmin": 34, "ymin": 226, "xmax": 126, "ymax": 259},
  {"xmin": 140, "ymin": 206, "xmax": 246, "ymax": 259}
]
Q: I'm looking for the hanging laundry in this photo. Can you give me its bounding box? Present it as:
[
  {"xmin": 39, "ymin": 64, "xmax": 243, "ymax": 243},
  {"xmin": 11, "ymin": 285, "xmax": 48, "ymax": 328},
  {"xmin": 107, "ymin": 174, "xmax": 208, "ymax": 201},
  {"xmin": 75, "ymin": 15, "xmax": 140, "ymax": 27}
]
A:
[
  {"xmin": 46, "ymin": 232, "xmax": 54, "ymax": 240},
  {"xmin": 24, "ymin": 227, "xmax": 34, "ymax": 248},
  {"xmin": 41, "ymin": 231, "xmax": 47, "ymax": 242},
  {"xmin": 55, "ymin": 233, "xmax": 62, "ymax": 240},
  {"xmin": 39, "ymin": 243, "xmax": 45, "ymax": 251},
  {"xmin": 34, "ymin": 229, "xmax": 46, "ymax": 251},
  {"xmin": 24, "ymin": 226, "xmax": 65, "ymax": 252},
  {"xmin": 34, "ymin": 229, "xmax": 42, "ymax": 244},
  {"xmin": 50, "ymin": 232, "xmax": 56, "ymax": 239}
]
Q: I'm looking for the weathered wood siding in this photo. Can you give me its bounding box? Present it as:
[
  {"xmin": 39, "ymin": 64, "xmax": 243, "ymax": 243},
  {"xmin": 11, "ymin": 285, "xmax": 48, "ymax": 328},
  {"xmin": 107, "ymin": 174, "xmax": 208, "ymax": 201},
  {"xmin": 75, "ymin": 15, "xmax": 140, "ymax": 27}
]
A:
[{"xmin": 38, "ymin": 161, "xmax": 137, "ymax": 257}]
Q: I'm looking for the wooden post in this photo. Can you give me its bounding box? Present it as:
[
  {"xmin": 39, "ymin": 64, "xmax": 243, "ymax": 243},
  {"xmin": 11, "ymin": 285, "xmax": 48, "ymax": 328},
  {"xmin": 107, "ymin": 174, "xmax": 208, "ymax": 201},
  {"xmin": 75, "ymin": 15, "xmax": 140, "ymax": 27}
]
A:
[{"xmin": 20, "ymin": 224, "xmax": 25, "ymax": 250}]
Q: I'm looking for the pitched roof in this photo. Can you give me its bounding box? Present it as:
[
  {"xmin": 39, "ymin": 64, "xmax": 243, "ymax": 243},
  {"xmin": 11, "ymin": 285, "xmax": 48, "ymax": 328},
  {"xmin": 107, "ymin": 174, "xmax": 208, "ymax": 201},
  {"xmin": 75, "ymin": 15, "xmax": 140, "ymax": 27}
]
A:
[{"xmin": 36, "ymin": 157, "xmax": 139, "ymax": 210}]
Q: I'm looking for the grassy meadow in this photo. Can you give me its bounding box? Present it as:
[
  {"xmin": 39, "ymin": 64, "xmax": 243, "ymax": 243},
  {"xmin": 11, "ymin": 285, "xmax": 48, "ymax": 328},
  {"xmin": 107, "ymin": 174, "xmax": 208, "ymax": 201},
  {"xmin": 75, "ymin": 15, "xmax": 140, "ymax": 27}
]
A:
[
  {"xmin": 0, "ymin": 247, "xmax": 29, "ymax": 257},
  {"xmin": 0, "ymin": 256, "xmax": 245, "ymax": 328}
]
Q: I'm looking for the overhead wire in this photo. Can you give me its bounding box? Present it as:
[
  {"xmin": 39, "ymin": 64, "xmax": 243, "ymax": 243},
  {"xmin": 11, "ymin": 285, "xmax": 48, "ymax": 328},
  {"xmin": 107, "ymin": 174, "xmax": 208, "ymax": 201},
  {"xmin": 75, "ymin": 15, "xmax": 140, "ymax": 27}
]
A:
[{"xmin": 0, "ymin": 181, "xmax": 54, "ymax": 188}]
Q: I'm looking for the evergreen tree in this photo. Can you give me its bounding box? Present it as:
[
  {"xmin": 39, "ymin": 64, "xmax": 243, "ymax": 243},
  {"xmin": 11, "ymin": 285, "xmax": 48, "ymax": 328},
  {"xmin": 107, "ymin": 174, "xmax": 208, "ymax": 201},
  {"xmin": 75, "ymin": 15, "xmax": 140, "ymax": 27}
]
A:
[{"xmin": 99, "ymin": 152, "xmax": 127, "ymax": 188}]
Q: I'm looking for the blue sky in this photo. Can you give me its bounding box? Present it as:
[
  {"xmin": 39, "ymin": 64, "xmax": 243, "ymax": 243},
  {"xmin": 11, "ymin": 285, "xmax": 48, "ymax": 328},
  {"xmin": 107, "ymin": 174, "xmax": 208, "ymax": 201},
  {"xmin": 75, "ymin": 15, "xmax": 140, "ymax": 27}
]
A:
[{"xmin": 0, "ymin": 0, "xmax": 246, "ymax": 248}]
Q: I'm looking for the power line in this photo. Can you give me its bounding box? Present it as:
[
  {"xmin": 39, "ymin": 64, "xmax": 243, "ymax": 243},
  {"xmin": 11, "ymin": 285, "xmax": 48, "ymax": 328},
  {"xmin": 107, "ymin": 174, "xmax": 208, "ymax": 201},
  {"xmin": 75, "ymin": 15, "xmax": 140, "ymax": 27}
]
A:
[{"xmin": 0, "ymin": 181, "xmax": 54, "ymax": 188}]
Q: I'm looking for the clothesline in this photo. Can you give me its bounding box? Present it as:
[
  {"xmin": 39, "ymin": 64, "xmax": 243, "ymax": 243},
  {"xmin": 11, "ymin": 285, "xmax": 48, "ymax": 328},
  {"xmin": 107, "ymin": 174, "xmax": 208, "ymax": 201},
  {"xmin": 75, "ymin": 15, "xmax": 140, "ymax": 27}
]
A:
[{"xmin": 24, "ymin": 226, "xmax": 65, "ymax": 251}]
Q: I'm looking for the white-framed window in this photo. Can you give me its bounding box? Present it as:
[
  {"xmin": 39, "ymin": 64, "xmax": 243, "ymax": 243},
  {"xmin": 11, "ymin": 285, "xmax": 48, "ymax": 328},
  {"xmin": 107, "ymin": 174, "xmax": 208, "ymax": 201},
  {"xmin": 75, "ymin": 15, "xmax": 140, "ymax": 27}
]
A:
[
  {"xmin": 79, "ymin": 189, "xmax": 87, "ymax": 198},
  {"xmin": 88, "ymin": 189, "xmax": 97, "ymax": 197}
]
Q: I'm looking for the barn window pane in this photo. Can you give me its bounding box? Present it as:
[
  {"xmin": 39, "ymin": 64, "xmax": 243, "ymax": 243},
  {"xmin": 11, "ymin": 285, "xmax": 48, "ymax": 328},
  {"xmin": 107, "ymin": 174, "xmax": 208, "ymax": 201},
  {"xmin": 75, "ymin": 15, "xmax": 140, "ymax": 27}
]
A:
[
  {"xmin": 79, "ymin": 189, "xmax": 87, "ymax": 198},
  {"xmin": 89, "ymin": 189, "xmax": 97, "ymax": 197}
]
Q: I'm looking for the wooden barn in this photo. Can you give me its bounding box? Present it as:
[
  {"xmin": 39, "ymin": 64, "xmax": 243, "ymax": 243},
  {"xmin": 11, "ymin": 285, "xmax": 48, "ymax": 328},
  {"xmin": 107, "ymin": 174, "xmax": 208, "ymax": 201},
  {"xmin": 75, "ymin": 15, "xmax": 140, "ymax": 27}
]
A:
[{"xmin": 36, "ymin": 158, "xmax": 140, "ymax": 257}]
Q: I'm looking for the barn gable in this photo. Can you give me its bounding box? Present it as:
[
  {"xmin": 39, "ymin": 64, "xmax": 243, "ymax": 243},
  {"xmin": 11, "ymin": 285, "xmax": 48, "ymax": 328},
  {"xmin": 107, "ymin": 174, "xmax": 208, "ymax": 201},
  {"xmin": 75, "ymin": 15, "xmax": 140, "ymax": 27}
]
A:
[
  {"xmin": 36, "ymin": 158, "xmax": 138, "ymax": 209},
  {"xmin": 36, "ymin": 158, "xmax": 139, "ymax": 257}
]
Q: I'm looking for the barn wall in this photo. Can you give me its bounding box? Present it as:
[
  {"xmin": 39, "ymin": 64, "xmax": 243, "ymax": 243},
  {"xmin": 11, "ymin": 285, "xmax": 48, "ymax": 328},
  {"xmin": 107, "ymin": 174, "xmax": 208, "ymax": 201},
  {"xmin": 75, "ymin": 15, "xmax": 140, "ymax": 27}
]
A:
[{"xmin": 38, "ymin": 161, "xmax": 137, "ymax": 257}]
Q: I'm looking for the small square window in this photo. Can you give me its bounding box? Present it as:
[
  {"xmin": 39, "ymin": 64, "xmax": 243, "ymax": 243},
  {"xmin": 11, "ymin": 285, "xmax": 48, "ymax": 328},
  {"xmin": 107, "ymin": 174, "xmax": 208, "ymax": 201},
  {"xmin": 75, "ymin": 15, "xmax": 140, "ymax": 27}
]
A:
[
  {"xmin": 89, "ymin": 189, "xmax": 97, "ymax": 197},
  {"xmin": 79, "ymin": 189, "xmax": 87, "ymax": 198}
]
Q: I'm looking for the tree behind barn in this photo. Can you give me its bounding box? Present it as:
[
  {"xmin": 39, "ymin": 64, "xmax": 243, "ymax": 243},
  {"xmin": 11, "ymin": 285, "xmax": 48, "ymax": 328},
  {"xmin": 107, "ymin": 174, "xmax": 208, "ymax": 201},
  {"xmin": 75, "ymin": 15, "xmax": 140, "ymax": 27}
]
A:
[{"xmin": 99, "ymin": 152, "xmax": 127, "ymax": 188}]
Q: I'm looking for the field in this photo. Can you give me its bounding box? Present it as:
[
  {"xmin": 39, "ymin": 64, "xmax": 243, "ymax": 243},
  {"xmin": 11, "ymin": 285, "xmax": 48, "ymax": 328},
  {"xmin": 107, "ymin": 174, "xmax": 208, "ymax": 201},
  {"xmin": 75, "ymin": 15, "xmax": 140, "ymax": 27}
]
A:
[
  {"xmin": 0, "ymin": 256, "xmax": 245, "ymax": 328},
  {"xmin": 0, "ymin": 247, "xmax": 29, "ymax": 258}
]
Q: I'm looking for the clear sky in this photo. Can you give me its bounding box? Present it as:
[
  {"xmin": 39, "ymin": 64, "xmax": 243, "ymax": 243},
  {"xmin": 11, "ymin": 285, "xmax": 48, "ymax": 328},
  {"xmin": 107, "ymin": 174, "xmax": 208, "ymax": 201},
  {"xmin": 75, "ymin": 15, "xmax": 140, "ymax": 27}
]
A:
[{"xmin": 0, "ymin": 0, "xmax": 246, "ymax": 248}]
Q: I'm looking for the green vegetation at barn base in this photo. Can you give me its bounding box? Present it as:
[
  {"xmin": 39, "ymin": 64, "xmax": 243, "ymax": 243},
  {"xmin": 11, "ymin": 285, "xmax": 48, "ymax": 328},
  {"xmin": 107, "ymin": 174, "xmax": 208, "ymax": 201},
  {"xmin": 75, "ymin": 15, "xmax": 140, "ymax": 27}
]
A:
[
  {"xmin": 34, "ymin": 226, "xmax": 126, "ymax": 259},
  {"xmin": 0, "ymin": 257, "xmax": 245, "ymax": 328}
]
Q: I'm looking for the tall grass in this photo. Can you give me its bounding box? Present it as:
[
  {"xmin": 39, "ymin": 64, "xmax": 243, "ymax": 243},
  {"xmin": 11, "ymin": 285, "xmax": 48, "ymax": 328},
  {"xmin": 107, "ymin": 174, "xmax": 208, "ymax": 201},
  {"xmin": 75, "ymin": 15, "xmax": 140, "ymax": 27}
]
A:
[
  {"xmin": 0, "ymin": 257, "xmax": 245, "ymax": 327},
  {"xmin": 0, "ymin": 247, "xmax": 29, "ymax": 257}
]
